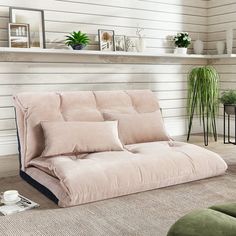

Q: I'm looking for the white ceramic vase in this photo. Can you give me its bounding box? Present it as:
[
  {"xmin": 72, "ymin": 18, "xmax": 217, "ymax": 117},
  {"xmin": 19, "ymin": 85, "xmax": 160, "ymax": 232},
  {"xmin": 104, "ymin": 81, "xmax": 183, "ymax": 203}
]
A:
[
  {"xmin": 193, "ymin": 39, "xmax": 204, "ymax": 54},
  {"xmin": 174, "ymin": 47, "xmax": 187, "ymax": 54},
  {"xmin": 136, "ymin": 38, "xmax": 146, "ymax": 52},
  {"xmin": 226, "ymin": 28, "xmax": 233, "ymax": 54},
  {"xmin": 216, "ymin": 41, "xmax": 225, "ymax": 54}
]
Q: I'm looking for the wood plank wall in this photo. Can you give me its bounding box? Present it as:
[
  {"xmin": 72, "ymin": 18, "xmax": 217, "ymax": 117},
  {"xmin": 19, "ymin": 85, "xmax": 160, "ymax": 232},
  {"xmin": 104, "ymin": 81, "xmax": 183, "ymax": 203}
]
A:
[
  {"xmin": 0, "ymin": 0, "xmax": 208, "ymax": 155},
  {"xmin": 208, "ymin": 0, "xmax": 236, "ymax": 135}
]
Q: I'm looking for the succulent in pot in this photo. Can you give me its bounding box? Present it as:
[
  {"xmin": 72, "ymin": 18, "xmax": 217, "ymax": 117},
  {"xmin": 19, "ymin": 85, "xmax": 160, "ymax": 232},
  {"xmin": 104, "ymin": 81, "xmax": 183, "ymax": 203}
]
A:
[
  {"xmin": 65, "ymin": 31, "xmax": 90, "ymax": 50},
  {"xmin": 219, "ymin": 90, "xmax": 236, "ymax": 115}
]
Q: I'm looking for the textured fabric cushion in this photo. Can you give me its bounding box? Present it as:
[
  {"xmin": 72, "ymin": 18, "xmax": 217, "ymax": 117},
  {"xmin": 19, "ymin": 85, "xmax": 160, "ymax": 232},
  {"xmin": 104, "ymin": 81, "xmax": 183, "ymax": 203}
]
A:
[
  {"xmin": 210, "ymin": 203, "xmax": 236, "ymax": 218},
  {"xmin": 60, "ymin": 91, "xmax": 104, "ymax": 121},
  {"xmin": 167, "ymin": 209, "xmax": 236, "ymax": 236},
  {"xmin": 29, "ymin": 141, "xmax": 227, "ymax": 207},
  {"xmin": 103, "ymin": 111, "xmax": 170, "ymax": 144},
  {"xmin": 14, "ymin": 90, "xmax": 161, "ymax": 167},
  {"xmin": 41, "ymin": 121, "xmax": 124, "ymax": 157}
]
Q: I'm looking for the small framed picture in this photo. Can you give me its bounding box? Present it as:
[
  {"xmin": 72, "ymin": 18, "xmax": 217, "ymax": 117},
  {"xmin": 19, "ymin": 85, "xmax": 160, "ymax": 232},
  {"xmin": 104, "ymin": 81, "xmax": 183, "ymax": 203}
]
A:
[
  {"xmin": 98, "ymin": 29, "xmax": 115, "ymax": 51},
  {"xmin": 115, "ymin": 35, "xmax": 126, "ymax": 51},
  {"xmin": 10, "ymin": 7, "xmax": 46, "ymax": 48},
  {"xmin": 8, "ymin": 23, "xmax": 30, "ymax": 48}
]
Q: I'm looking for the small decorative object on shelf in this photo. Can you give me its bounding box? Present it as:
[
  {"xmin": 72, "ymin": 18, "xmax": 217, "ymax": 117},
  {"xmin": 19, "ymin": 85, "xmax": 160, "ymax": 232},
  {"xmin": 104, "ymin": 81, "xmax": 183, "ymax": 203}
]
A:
[
  {"xmin": 173, "ymin": 32, "xmax": 191, "ymax": 54},
  {"xmin": 114, "ymin": 35, "xmax": 126, "ymax": 51},
  {"xmin": 226, "ymin": 28, "xmax": 233, "ymax": 55},
  {"xmin": 65, "ymin": 31, "xmax": 90, "ymax": 50},
  {"xmin": 8, "ymin": 23, "xmax": 30, "ymax": 48},
  {"xmin": 187, "ymin": 66, "xmax": 219, "ymax": 146},
  {"xmin": 10, "ymin": 7, "xmax": 46, "ymax": 48},
  {"xmin": 216, "ymin": 41, "xmax": 226, "ymax": 54},
  {"xmin": 98, "ymin": 29, "xmax": 115, "ymax": 51},
  {"xmin": 125, "ymin": 36, "xmax": 136, "ymax": 52},
  {"xmin": 193, "ymin": 35, "xmax": 204, "ymax": 54},
  {"xmin": 135, "ymin": 27, "xmax": 146, "ymax": 52}
]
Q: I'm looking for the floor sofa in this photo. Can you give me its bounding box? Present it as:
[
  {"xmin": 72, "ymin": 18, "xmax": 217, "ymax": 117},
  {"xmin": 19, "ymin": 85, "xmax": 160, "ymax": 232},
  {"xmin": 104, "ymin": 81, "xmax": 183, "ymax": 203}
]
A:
[
  {"xmin": 13, "ymin": 90, "xmax": 227, "ymax": 207},
  {"xmin": 167, "ymin": 202, "xmax": 236, "ymax": 236}
]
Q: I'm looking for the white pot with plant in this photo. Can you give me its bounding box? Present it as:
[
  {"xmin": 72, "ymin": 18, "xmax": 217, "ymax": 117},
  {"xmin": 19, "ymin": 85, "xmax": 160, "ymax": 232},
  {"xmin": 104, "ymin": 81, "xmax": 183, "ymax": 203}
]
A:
[
  {"xmin": 173, "ymin": 32, "xmax": 191, "ymax": 54},
  {"xmin": 136, "ymin": 27, "xmax": 146, "ymax": 52}
]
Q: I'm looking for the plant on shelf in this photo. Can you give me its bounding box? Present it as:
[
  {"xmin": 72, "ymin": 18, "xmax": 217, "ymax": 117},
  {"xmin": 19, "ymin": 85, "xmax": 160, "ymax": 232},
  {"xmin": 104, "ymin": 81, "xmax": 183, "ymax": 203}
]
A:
[
  {"xmin": 187, "ymin": 66, "xmax": 219, "ymax": 146},
  {"xmin": 65, "ymin": 31, "xmax": 90, "ymax": 50},
  {"xmin": 173, "ymin": 32, "xmax": 191, "ymax": 54},
  {"xmin": 219, "ymin": 90, "xmax": 236, "ymax": 115}
]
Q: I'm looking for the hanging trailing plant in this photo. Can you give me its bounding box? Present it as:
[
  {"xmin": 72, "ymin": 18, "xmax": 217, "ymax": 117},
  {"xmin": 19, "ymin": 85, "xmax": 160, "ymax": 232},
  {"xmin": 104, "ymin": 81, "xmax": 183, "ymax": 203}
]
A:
[{"xmin": 187, "ymin": 66, "xmax": 219, "ymax": 146}]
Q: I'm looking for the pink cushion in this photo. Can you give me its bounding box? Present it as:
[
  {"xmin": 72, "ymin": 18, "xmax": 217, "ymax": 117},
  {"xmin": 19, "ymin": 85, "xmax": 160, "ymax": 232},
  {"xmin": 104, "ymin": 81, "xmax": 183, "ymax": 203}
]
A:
[
  {"xmin": 13, "ymin": 90, "xmax": 163, "ymax": 168},
  {"xmin": 103, "ymin": 111, "xmax": 170, "ymax": 144},
  {"xmin": 41, "ymin": 121, "xmax": 124, "ymax": 157}
]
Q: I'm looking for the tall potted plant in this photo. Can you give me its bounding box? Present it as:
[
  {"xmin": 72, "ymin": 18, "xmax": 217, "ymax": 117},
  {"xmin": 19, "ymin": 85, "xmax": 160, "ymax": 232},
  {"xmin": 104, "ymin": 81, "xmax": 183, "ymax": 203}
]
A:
[
  {"xmin": 173, "ymin": 32, "xmax": 191, "ymax": 54},
  {"xmin": 219, "ymin": 90, "xmax": 236, "ymax": 115},
  {"xmin": 187, "ymin": 66, "xmax": 219, "ymax": 146}
]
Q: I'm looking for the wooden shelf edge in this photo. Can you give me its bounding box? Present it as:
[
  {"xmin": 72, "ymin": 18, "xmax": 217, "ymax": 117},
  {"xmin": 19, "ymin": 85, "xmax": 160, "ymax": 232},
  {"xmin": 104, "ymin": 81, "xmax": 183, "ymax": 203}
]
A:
[{"xmin": 0, "ymin": 47, "xmax": 235, "ymax": 59}]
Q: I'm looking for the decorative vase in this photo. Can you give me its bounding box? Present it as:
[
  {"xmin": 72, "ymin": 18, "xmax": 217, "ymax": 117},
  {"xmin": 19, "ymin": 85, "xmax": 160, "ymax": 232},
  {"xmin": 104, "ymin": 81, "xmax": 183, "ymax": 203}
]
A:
[
  {"xmin": 226, "ymin": 28, "xmax": 233, "ymax": 54},
  {"xmin": 72, "ymin": 44, "xmax": 85, "ymax": 50},
  {"xmin": 174, "ymin": 47, "xmax": 187, "ymax": 54},
  {"xmin": 216, "ymin": 41, "xmax": 225, "ymax": 54},
  {"xmin": 136, "ymin": 38, "xmax": 146, "ymax": 52},
  {"xmin": 193, "ymin": 39, "xmax": 204, "ymax": 54}
]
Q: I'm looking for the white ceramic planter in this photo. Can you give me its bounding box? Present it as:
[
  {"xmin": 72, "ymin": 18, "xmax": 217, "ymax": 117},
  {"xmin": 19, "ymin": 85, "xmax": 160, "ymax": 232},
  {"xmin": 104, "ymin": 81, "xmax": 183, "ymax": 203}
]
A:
[
  {"xmin": 174, "ymin": 47, "xmax": 187, "ymax": 54},
  {"xmin": 193, "ymin": 40, "xmax": 204, "ymax": 54},
  {"xmin": 216, "ymin": 41, "xmax": 225, "ymax": 54}
]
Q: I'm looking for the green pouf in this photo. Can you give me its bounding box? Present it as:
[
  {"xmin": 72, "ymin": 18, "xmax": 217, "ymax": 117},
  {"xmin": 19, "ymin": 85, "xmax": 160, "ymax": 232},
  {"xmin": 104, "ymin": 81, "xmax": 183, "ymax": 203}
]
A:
[
  {"xmin": 167, "ymin": 208, "xmax": 236, "ymax": 236},
  {"xmin": 210, "ymin": 203, "xmax": 236, "ymax": 218}
]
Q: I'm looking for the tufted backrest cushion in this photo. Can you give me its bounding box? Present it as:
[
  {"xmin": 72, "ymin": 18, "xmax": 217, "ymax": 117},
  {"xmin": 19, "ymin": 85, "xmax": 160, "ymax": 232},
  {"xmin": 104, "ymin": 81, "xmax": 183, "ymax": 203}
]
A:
[{"xmin": 13, "ymin": 90, "xmax": 161, "ymax": 170}]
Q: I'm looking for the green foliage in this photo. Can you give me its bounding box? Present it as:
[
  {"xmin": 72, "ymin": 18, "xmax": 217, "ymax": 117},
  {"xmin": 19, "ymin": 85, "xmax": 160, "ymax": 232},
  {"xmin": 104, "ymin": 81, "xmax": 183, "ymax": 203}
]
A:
[
  {"xmin": 65, "ymin": 31, "xmax": 90, "ymax": 46},
  {"xmin": 187, "ymin": 66, "xmax": 219, "ymax": 145},
  {"xmin": 219, "ymin": 90, "xmax": 236, "ymax": 105},
  {"xmin": 173, "ymin": 32, "xmax": 191, "ymax": 48}
]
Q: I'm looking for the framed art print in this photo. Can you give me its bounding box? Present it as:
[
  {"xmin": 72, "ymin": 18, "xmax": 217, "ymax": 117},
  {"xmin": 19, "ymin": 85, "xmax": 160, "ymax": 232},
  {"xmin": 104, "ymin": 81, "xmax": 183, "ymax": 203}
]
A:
[
  {"xmin": 114, "ymin": 35, "xmax": 126, "ymax": 51},
  {"xmin": 98, "ymin": 29, "xmax": 115, "ymax": 51},
  {"xmin": 10, "ymin": 7, "xmax": 46, "ymax": 48},
  {"xmin": 8, "ymin": 23, "xmax": 30, "ymax": 48}
]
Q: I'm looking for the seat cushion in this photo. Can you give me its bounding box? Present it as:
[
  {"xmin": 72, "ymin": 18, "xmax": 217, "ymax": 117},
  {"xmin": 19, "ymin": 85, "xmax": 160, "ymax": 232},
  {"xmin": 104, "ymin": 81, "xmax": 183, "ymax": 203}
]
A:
[{"xmin": 29, "ymin": 141, "xmax": 227, "ymax": 207}]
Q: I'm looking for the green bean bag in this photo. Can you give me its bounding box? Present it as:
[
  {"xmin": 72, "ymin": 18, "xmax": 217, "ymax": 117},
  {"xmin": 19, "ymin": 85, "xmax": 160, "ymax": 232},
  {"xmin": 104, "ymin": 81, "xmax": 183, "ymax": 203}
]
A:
[{"xmin": 167, "ymin": 203, "xmax": 236, "ymax": 236}]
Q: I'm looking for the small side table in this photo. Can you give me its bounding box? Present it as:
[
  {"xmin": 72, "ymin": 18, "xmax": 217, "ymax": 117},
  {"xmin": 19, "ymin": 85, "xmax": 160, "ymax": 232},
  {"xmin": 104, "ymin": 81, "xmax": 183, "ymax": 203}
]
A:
[{"xmin": 223, "ymin": 104, "xmax": 236, "ymax": 144}]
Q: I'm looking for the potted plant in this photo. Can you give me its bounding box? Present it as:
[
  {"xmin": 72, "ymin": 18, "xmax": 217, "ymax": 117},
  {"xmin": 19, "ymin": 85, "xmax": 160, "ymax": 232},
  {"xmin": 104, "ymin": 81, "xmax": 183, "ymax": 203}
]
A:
[
  {"xmin": 173, "ymin": 32, "xmax": 191, "ymax": 54},
  {"xmin": 187, "ymin": 66, "xmax": 219, "ymax": 146},
  {"xmin": 65, "ymin": 31, "xmax": 90, "ymax": 50},
  {"xmin": 219, "ymin": 90, "xmax": 236, "ymax": 115}
]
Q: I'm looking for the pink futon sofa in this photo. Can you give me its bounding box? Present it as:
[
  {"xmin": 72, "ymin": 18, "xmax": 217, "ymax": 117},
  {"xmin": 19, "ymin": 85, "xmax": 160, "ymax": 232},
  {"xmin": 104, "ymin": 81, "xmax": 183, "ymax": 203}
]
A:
[{"xmin": 13, "ymin": 90, "xmax": 227, "ymax": 207}]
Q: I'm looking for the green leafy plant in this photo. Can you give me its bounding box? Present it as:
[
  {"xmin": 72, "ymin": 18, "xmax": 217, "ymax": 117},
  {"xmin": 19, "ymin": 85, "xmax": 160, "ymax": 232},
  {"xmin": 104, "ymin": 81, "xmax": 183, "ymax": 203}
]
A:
[
  {"xmin": 219, "ymin": 90, "xmax": 236, "ymax": 105},
  {"xmin": 187, "ymin": 66, "xmax": 219, "ymax": 145},
  {"xmin": 173, "ymin": 32, "xmax": 191, "ymax": 48},
  {"xmin": 65, "ymin": 31, "xmax": 90, "ymax": 49}
]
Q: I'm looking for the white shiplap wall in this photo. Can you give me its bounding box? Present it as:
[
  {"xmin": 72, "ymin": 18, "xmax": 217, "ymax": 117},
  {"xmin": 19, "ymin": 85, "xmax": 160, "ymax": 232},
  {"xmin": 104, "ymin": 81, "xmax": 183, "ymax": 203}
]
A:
[
  {"xmin": 208, "ymin": 0, "xmax": 236, "ymax": 135},
  {"xmin": 0, "ymin": 0, "xmax": 208, "ymax": 155}
]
